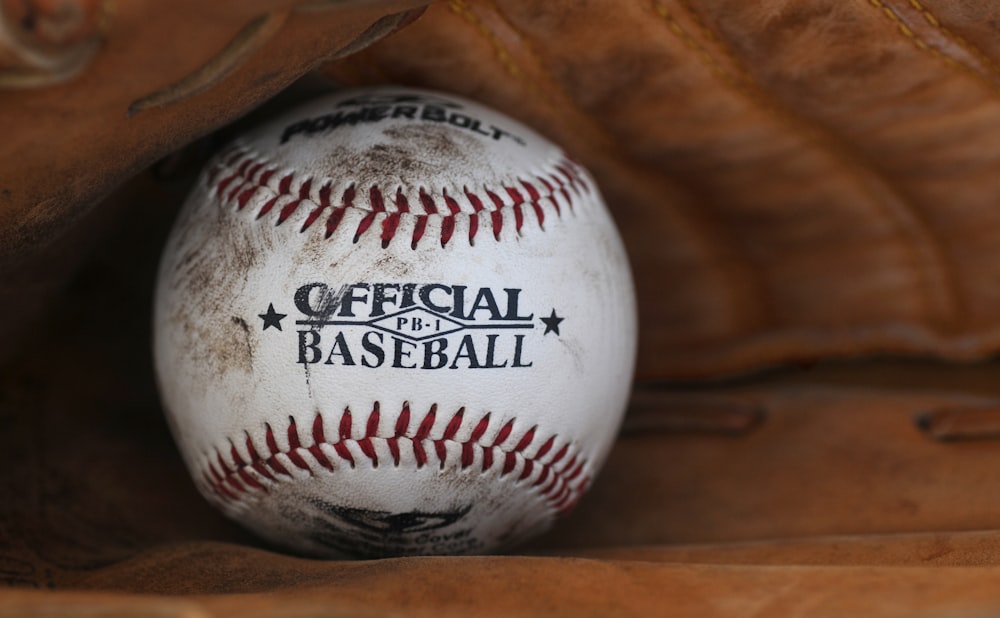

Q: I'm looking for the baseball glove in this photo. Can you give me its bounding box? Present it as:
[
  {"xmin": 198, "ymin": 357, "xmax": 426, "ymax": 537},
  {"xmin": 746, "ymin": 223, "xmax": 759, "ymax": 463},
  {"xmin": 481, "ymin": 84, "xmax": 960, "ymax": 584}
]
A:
[{"xmin": 6, "ymin": 1, "xmax": 1000, "ymax": 616}]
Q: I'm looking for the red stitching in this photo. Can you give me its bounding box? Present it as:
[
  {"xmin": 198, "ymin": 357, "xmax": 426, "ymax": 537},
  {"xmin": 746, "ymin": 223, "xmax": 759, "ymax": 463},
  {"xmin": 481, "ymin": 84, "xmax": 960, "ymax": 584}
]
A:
[
  {"xmin": 419, "ymin": 188, "xmax": 437, "ymax": 214},
  {"xmin": 206, "ymin": 144, "xmax": 588, "ymax": 249},
  {"xmin": 199, "ymin": 402, "xmax": 589, "ymax": 516}
]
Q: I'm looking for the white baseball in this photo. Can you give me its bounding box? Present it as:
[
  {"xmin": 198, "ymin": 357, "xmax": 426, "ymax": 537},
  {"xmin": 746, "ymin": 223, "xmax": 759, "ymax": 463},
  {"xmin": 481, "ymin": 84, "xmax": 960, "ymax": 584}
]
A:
[{"xmin": 153, "ymin": 87, "xmax": 637, "ymax": 558}]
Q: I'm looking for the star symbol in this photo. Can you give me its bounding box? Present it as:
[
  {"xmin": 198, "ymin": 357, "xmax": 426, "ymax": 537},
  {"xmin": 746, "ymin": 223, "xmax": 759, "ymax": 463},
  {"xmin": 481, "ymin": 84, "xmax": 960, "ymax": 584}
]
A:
[
  {"xmin": 258, "ymin": 303, "xmax": 286, "ymax": 331},
  {"xmin": 540, "ymin": 309, "xmax": 564, "ymax": 336}
]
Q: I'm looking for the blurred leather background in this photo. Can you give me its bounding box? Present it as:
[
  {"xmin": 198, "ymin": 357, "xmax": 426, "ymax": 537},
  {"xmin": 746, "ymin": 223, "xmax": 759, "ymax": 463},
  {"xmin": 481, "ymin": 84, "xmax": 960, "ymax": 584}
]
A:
[{"xmin": 6, "ymin": 0, "xmax": 1000, "ymax": 615}]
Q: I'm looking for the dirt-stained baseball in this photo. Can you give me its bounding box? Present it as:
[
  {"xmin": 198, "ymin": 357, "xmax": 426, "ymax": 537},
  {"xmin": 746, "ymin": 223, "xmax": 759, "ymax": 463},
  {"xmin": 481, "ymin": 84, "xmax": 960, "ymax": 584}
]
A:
[{"xmin": 153, "ymin": 87, "xmax": 637, "ymax": 558}]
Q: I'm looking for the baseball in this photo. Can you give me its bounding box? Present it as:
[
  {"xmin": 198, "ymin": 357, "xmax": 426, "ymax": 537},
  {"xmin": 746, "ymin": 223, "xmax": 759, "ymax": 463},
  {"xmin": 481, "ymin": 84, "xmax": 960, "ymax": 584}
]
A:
[{"xmin": 153, "ymin": 87, "xmax": 637, "ymax": 558}]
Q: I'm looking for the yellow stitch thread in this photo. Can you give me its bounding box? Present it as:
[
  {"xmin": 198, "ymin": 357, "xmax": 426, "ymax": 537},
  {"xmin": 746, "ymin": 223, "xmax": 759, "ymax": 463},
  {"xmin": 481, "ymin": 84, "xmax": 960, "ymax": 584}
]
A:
[
  {"xmin": 910, "ymin": 1, "xmax": 939, "ymax": 28},
  {"xmin": 483, "ymin": 0, "xmax": 574, "ymax": 111},
  {"xmin": 870, "ymin": 0, "xmax": 1000, "ymax": 87},
  {"xmin": 871, "ymin": 1, "xmax": 956, "ymax": 66},
  {"xmin": 650, "ymin": 0, "xmax": 915, "ymax": 200},
  {"xmin": 678, "ymin": 0, "xmax": 722, "ymax": 47},
  {"xmin": 448, "ymin": 1, "xmax": 523, "ymax": 81},
  {"xmin": 652, "ymin": 3, "xmax": 728, "ymax": 82},
  {"xmin": 908, "ymin": 0, "xmax": 999, "ymax": 75},
  {"xmin": 451, "ymin": 0, "xmax": 625, "ymax": 163},
  {"xmin": 678, "ymin": 0, "xmax": 768, "ymax": 93},
  {"xmin": 657, "ymin": 0, "xmax": 959, "ymax": 320},
  {"xmin": 652, "ymin": 0, "xmax": 758, "ymax": 96},
  {"xmin": 908, "ymin": 0, "xmax": 941, "ymax": 27}
]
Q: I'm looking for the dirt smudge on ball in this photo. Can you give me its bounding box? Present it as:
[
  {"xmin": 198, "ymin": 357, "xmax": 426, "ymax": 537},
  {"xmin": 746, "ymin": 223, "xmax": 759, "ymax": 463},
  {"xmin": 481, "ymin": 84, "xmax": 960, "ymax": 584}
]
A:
[
  {"xmin": 161, "ymin": 184, "xmax": 267, "ymax": 382},
  {"xmin": 320, "ymin": 124, "xmax": 490, "ymax": 206}
]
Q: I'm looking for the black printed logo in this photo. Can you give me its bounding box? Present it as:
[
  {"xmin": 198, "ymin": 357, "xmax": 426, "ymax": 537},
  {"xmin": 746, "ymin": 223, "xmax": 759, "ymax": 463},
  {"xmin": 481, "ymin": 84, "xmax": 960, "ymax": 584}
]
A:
[
  {"xmin": 291, "ymin": 499, "xmax": 479, "ymax": 557},
  {"xmin": 279, "ymin": 93, "xmax": 526, "ymax": 145},
  {"xmin": 258, "ymin": 282, "xmax": 564, "ymax": 370},
  {"xmin": 317, "ymin": 503, "xmax": 472, "ymax": 534}
]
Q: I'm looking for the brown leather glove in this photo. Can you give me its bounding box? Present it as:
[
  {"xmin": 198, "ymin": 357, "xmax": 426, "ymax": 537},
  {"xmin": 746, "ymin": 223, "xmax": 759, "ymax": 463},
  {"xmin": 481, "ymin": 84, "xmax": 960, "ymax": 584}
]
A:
[
  {"xmin": 325, "ymin": 0, "xmax": 1000, "ymax": 381},
  {"xmin": 0, "ymin": 0, "xmax": 428, "ymax": 362},
  {"xmin": 6, "ymin": 0, "xmax": 1000, "ymax": 616}
]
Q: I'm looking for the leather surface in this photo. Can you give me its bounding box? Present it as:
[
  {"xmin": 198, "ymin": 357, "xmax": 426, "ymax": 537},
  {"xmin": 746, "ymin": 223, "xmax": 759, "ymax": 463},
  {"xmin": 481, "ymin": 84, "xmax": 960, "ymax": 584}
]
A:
[
  {"xmin": 325, "ymin": 0, "xmax": 1000, "ymax": 380},
  {"xmin": 5, "ymin": 186, "xmax": 1000, "ymax": 612},
  {"xmin": 0, "ymin": 0, "xmax": 429, "ymax": 363},
  {"xmin": 7, "ymin": 0, "xmax": 1000, "ymax": 615}
]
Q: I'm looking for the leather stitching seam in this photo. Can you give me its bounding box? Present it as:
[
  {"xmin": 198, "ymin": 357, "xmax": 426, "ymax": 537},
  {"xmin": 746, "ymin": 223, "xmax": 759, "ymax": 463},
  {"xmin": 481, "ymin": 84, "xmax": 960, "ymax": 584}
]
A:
[
  {"xmin": 654, "ymin": 0, "xmax": 963, "ymax": 325},
  {"xmin": 450, "ymin": 0, "xmax": 774, "ymax": 333},
  {"xmin": 869, "ymin": 0, "xmax": 1000, "ymax": 91}
]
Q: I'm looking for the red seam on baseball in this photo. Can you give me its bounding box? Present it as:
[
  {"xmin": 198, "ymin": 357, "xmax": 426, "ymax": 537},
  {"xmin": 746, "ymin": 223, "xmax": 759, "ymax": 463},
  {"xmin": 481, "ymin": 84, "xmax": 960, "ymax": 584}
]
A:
[
  {"xmin": 203, "ymin": 403, "xmax": 588, "ymax": 515},
  {"xmin": 501, "ymin": 452, "xmax": 517, "ymax": 475},
  {"xmin": 413, "ymin": 440, "xmax": 428, "ymax": 468},
  {"xmin": 434, "ymin": 440, "xmax": 447, "ymax": 468},
  {"xmin": 444, "ymin": 192, "xmax": 461, "ymax": 215},
  {"xmin": 370, "ymin": 186, "xmax": 386, "ymax": 212},
  {"xmin": 359, "ymin": 438, "xmax": 378, "ymax": 467},
  {"xmin": 394, "ymin": 188, "xmax": 410, "ymax": 213},
  {"xmin": 416, "ymin": 404, "xmax": 437, "ymax": 440},
  {"xmin": 381, "ymin": 213, "xmax": 401, "ymax": 248},
  {"xmin": 470, "ymin": 413, "xmax": 490, "ymax": 442},
  {"xmin": 531, "ymin": 201, "xmax": 545, "ymax": 228},
  {"xmin": 230, "ymin": 443, "xmax": 246, "ymax": 467},
  {"xmin": 411, "ymin": 215, "xmax": 427, "ymax": 250},
  {"xmin": 441, "ymin": 216, "xmax": 455, "ymax": 247},
  {"xmin": 227, "ymin": 180, "xmax": 247, "ymax": 205},
  {"xmin": 354, "ymin": 212, "xmax": 377, "ymax": 243},
  {"xmin": 514, "ymin": 427, "xmax": 536, "ymax": 452},
  {"xmin": 367, "ymin": 403, "xmax": 380, "ymax": 436},
  {"xmin": 419, "ymin": 188, "xmax": 437, "ymax": 214},
  {"xmin": 216, "ymin": 174, "xmax": 239, "ymax": 200},
  {"xmin": 209, "ymin": 149, "xmax": 581, "ymax": 247},
  {"xmin": 325, "ymin": 208, "xmax": 346, "ymax": 239},
  {"xmin": 257, "ymin": 196, "xmax": 279, "ymax": 218},
  {"xmin": 277, "ymin": 173, "xmax": 293, "ymax": 195},
  {"xmin": 491, "ymin": 210, "xmax": 503, "ymax": 241},
  {"xmin": 277, "ymin": 179, "xmax": 312, "ymax": 224},
  {"xmin": 388, "ymin": 437, "xmax": 401, "ymax": 466},
  {"xmin": 466, "ymin": 190, "xmax": 485, "ymax": 213},
  {"xmin": 550, "ymin": 444, "xmax": 569, "ymax": 465},
  {"xmin": 532, "ymin": 466, "xmax": 549, "ymax": 488},
  {"xmin": 333, "ymin": 442, "xmax": 355, "ymax": 468},
  {"xmin": 396, "ymin": 403, "xmax": 411, "ymax": 436},
  {"xmin": 237, "ymin": 187, "xmax": 259, "ymax": 211},
  {"xmin": 535, "ymin": 436, "xmax": 555, "ymax": 460},
  {"xmin": 493, "ymin": 419, "xmax": 514, "ymax": 446},
  {"xmin": 338, "ymin": 409, "xmax": 352, "ymax": 441},
  {"xmin": 468, "ymin": 215, "xmax": 479, "ymax": 245},
  {"xmin": 286, "ymin": 419, "xmax": 311, "ymax": 471},
  {"xmin": 443, "ymin": 407, "xmax": 464, "ymax": 440},
  {"xmin": 238, "ymin": 467, "xmax": 265, "ymax": 490}
]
